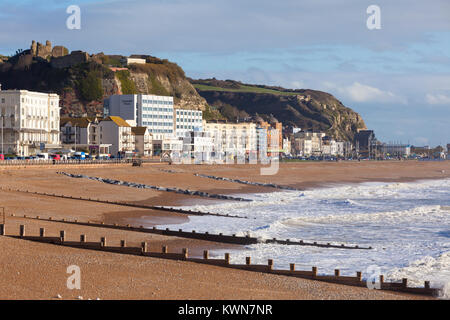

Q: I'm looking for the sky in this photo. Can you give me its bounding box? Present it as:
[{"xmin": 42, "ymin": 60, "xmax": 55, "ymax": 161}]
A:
[{"xmin": 0, "ymin": 0, "xmax": 449, "ymax": 146}]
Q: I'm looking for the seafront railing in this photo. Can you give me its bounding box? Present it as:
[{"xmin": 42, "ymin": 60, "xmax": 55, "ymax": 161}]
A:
[{"xmin": 0, "ymin": 223, "xmax": 439, "ymax": 297}]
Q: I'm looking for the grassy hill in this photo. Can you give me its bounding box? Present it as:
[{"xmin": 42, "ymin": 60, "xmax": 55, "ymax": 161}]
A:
[{"xmin": 191, "ymin": 79, "xmax": 367, "ymax": 141}]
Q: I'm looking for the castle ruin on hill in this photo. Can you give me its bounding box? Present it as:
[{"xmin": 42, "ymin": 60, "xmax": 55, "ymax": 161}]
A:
[
  {"xmin": 31, "ymin": 40, "xmax": 69, "ymax": 59},
  {"xmin": 30, "ymin": 40, "xmax": 89, "ymax": 69}
]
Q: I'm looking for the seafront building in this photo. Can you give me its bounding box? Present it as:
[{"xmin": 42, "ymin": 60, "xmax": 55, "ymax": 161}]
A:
[
  {"xmin": 60, "ymin": 117, "xmax": 98, "ymax": 146},
  {"xmin": 98, "ymin": 116, "xmax": 135, "ymax": 157},
  {"xmin": 292, "ymin": 132, "xmax": 325, "ymax": 156},
  {"xmin": 0, "ymin": 88, "xmax": 408, "ymax": 160},
  {"xmin": 380, "ymin": 143, "xmax": 411, "ymax": 158},
  {"xmin": 255, "ymin": 118, "xmax": 283, "ymax": 155},
  {"xmin": 202, "ymin": 120, "xmax": 259, "ymax": 160},
  {"xmin": 174, "ymin": 108, "xmax": 203, "ymax": 137},
  {"xmin": 181, "ymin": 130, "xmax": 213, "ymax": 162},
  {"xmin": 131, "ymin": 126, "xmax": 153, "ymax": 157},
  {"xmin": 161, "ymin": 136, "xmax": 183, "ymax": 156},
  {"xmin": 354, "ymin": 130, "xmax": 377, "ymax": 159},
  {"xmin": 0, "ymin": 88, "xmax": 60, "ymax": 156},
  {"xmin": 104, "ymin": 94, "xmax": 174, "ymax": 140}
]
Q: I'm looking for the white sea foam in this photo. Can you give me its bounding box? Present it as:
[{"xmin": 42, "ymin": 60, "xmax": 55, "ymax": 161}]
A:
[
  {"xmin": 156, "ymin": 178, "xmax": 450, "ymax": 298},
  {"xmin": 387, "ymin": 252, "xmax": 450, "ymax": 299}
]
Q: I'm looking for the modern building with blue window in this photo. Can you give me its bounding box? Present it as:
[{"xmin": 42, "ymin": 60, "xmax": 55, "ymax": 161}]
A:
[
  {"xmin": 174, "ymin": 108, "xmax": 203, "ymax": 137},
  {"xmin": 104, "ymin": 94, "xmax": 174, "ymax": 140}
]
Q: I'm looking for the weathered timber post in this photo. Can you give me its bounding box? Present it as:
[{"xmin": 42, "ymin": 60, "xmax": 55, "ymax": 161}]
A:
[
  {"xmin": 225, "ymin": 253, "xmax": 230, "ymax": 265},
  {"xmin": 356, "ymin": 272, "xmax": 362, "ymax": 282},
  {"xmin": 141, "ymin": 242, "xmax": 147, "ymax": 254},
  {"xmin": 402, "ymin": 278, "xmax": 408, "ymax": 288}
]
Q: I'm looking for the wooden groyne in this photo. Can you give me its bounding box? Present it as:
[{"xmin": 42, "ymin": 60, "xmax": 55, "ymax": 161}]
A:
[
  {"xmin": 0, "ymin": 187, "xmax": 249, "ymax": 219},
  {"xmin": 19, "ymin": 214, "xmax": 372, "ymax": 249},
  {"xmin": 0, "ymin": 223, "xmax": 439, "ymax": 297},
  {"xmin": 57, "ymin": 172, "xmax": 253, "ymax": 202},
  {"xmin": 194, "ymin": 173, "xmax": 300, "ymax": 191}
]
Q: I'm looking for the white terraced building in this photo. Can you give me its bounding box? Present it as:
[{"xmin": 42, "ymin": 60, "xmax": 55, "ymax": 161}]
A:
[
  {"xmin": 104, "ymin": 94, "xmax": 174, "ymax": 140},
  {"xmin": 0, "ymin": 88, "xmax": 60, "ymax": 156}
]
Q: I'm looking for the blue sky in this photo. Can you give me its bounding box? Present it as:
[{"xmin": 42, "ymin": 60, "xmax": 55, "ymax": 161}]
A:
[{"xmin": 1, "ymin": 0, "xmax": 449, "ymax": 146}]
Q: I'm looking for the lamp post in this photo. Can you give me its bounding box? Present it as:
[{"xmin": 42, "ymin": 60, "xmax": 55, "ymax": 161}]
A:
[{"xmin": 74, "ymin": 124, "xmax": 77, "ymax": 152}]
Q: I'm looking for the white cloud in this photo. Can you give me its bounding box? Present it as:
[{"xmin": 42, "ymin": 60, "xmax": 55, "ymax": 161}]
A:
[
  {"xmin": 324, "ymin": 82, "xmax": 407, "ymax": 104},
  {"xmin": 425, "ymin": 93, "xmax": 450, "ymax": 105}
]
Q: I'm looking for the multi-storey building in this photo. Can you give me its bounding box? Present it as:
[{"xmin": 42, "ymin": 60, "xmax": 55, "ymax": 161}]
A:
[
  {"xmin": 60, "ymin": 117, "xmax": 112, "ymax": 156},
  {"xmin": 380, "ymin": 144, "xmax": 411, "ymax": 158},
  {"xmin": 131, "ymin": 126, "xmax": 153, "ymax": 157},
  {"xmin": 162, "ymin": 136, "xmax": 183, "ymax": 156},
  {"xmin": 98, "ymin": 116, "xmax": 135, "ymax": 157},
  {"xmin": 104, "ymin": 94, "xmax": 174, "ymax": 140},
  {"xmin": 292, "ymin": 132, "xmax": 325, "ymax": 156},
  {"xmin": 60, "ymin": 117, "xmax": 99, "ymax": 146},
  {"xmin": 174, "ymin": 109, "xmax": 203, "ymax": 137},
  {"xmin": 254, "ymin": 118, "xmax": 283, "ymax": 155},
  {"xmin": 203, "ymin": 120, "xmax": 259, "ymax": 160},
  {"xmin": 354, "ymin": 130, "xmax": 377, "ymax": 159},
  {"xmin": 0, "ymin": 88, "xmax": 60, "ymax": 156},
  {"xmin": 181, "ymin": 130, "xmax": 213, "ymax": 162}
]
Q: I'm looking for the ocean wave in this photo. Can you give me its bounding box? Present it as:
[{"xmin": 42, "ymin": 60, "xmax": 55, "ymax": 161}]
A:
[
  {"xmin": 281, "ymin": 205, "xmax": 446, "ymax": 226},
  {"xmin": 301, "ymin": 178, "xmax": 450, "ymax": 201},
  {"xmin": 162, "ymin": 178, "xmax": 450, "ymax": 296},
  {"xmin": 387, "ymin": 251, "xmax": 450, "ymax": 299}
]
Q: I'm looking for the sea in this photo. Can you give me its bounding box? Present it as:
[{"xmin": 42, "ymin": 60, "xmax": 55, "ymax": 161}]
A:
[{"xmin": 158, "ymin": 178, "xmax": 450, "ymax": 298}]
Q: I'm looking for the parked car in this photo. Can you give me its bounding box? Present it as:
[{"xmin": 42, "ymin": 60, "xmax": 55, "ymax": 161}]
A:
[{"xmin": 36, "ymin": 153, "xmax": 49, "ymax": 161}]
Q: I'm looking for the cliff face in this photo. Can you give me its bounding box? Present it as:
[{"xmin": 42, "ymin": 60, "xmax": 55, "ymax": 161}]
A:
[
  {"xmin": 0, "ymin": 41, "xmax": 208, "ymax": 116},
  {"xmin": 0, "ymin": 41, "xmax": 365, "ymax": 141},
  {"xmin": 192, "ymin": 79, "xmax": 366, "ymax": 141}
]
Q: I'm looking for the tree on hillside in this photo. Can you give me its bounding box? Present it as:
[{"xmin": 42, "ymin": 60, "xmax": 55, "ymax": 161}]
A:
[{"xmin": 78, "ymin": 71, "xmax": 103, "ymax": 101}]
